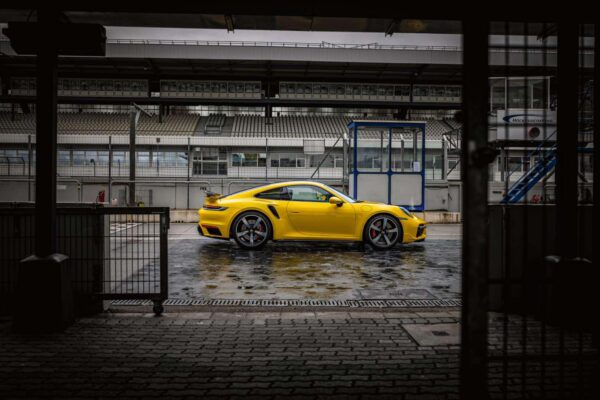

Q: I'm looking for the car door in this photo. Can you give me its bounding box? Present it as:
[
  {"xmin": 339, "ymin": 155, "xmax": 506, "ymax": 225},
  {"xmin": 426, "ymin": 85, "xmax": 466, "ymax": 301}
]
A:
[{"xmin": 285, "ymin": 185, "xmax": 355, "ymax": 238}]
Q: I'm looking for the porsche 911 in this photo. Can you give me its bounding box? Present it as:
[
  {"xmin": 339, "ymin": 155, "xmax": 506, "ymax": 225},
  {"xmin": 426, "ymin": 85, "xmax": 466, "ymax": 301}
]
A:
[{"xmin": 197, "ymin": 181, "xmax": 426, "ymax": 250}]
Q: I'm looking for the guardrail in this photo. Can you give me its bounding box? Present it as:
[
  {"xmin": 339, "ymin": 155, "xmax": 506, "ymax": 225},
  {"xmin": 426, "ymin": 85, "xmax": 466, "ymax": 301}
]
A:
[
  {"xmin": 107, "ymin": 39, "xmax": 462, "ymax": 51},
  {"xmin": 105, "ymin": 39, "xmax": 595, "ymax": 54},
  {"xmin": 0, "ymin": 204, "xmax": 170, "ymax": 316},
  {"xmin": 2, "ymin": 38, "xmax": 593, "ymax": 54}
]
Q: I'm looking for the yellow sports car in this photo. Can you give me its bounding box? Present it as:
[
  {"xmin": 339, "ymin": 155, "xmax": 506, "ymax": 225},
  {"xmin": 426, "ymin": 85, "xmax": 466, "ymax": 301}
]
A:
[{"xmin": 197, "ymin": 181, "xmax": 426, "ymax": 250}]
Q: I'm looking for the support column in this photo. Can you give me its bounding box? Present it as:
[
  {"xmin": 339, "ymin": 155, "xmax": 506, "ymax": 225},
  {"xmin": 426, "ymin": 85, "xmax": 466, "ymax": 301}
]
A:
[
  {"xmin": 187, "ymin": 137, "xmax": 191, "ymax": 209},
  {"xmin": 14, "ymin": 9, "xmax": 73, "ymax": 333},
  {"xmin": 108, "ymin": 136, "xmax": 113, "ymax": 204},
  {"xmin": 460, "ymin": 19, "xmax": 490, "ymax": 399},
  {"xmin": 129, "ymin": 106, "xmax": 137, "ymax": 206},
  {"xmin": 595, "ymin": 24, "xmax": 600, "ymax": 262},
  {"xmin": 556, "ymin": 23, "xmax": 579, "ymax": 258},
  {"xmin": 35, "ymin": 9, "xmax": 59, "ymax": 256}
]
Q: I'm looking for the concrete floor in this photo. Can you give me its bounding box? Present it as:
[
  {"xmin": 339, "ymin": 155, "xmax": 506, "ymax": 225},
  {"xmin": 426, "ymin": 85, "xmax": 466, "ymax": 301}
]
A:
[{"xmin": 166, "ymin": 224, "xmax": 461, "ymax": 301}]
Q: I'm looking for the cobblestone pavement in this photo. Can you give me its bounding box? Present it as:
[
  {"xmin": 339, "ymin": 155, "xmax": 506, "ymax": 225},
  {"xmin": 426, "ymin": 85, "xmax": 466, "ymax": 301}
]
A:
[
  {"xmin": 1, "ymin": 311, "xmax": 461, "ymax": 399},
  {"xmin": 167, "ymin": 224, "xmax": 461, "ymax": 301},
  {"xmin": 1, "ymin": 310, "xmax": 596, "ymax": 399}
]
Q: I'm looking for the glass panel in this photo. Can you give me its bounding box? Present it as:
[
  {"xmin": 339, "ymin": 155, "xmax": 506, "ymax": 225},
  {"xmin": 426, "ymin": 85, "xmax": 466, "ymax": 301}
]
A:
[
  {"xmin": 530, "ymin": 78, "xmax": 546, "ymax": 108},
  {"xmin": 256, "ymin": 187, "xmax": 291, "ymax": 200},
  {"xmin": 279, "ymin": 155, "xmax": 294, "ymax": 167},
  {"xmin": 356, "ymin": 129, "xmax": 389, "ymax": 171},
  {"xmin": 136, "ymin": 151, "xmax": 150, "ymax": 164},
  {"xmin": 490, "ymin": 78, "xmax": 506, "ymax": 111},
  {"xmin": 413, "ymin": 85, "xmax": 428, "ymax": 97},
  {"xmin": 112, "ymin": 151, "xmax": 128, "ymax": 165},
  {"xmin": 507, "ymin": 78, "xmax": 528, "ymax": 108},
  {"xmin": 58, "ymin": 151, "xmax": 70, "ymax": 165},
  {"xmin": 257, "ymin": 153, "xmax": 266, "ymax": 167},
  {"xmin": 231, "ymin": 153, "xmax": 242, "ymax": 167},
  {"xmin": 202, "ymin": 163, "xmax": 218, "ymax": 175},
  {"xmin": 201, "ymin": 148, "xmax": 219, "ymax": 161},
  {"xmin": 287, "ymin": 185, "xmax": 331, "ymax": 202},
  {"xmin": 97, "ymin": 151, "xmax": 109, "ymax": 165}
]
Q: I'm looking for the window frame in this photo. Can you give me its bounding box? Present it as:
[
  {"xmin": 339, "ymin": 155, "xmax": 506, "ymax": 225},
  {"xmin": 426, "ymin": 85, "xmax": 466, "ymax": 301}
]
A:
[{"xmin": 286, "ymin": 185, "xmax": 332, "ymax": 203}]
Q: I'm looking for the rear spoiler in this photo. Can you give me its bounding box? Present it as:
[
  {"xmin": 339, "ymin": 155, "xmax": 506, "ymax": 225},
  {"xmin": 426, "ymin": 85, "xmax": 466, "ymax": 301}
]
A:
[{"xmin": 205, "ymin": 191, "xmax": 223, "ymax": 200}]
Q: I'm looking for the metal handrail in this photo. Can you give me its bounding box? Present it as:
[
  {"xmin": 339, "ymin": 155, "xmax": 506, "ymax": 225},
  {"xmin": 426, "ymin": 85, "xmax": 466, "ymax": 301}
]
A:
[
  {"xmin": 106, "ymin": 38, "xmax": 462, "ymax": 51},
  {"xmin": 504, "ymin": 129, "xmax": 557, "ymax": 182},
  {"xmin": 3, "ymin": 37, "xmax": 594, "ymax": 54}
]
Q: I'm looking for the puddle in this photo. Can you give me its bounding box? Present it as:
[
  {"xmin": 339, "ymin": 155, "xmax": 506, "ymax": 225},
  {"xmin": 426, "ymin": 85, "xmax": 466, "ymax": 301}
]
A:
[{"xmin": 167, "ymin": 239, "xmax": 461, "ymax": 300}]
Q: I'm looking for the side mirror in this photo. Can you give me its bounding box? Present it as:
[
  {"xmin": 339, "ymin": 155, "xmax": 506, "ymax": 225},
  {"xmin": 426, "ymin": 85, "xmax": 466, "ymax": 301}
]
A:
[{"xmin": 329, "ymin": 196, "xmax": 343, "ymax": 207}]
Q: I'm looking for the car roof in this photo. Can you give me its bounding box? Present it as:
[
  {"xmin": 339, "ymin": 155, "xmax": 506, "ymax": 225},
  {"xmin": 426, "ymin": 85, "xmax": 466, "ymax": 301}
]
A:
[
  {"xmin": 261, "ymin": 181, "xmax": 326, "ymax": 190},
  {"xmin": 226, "ymin": 181, "xmax": 328, "ymax": 198}
]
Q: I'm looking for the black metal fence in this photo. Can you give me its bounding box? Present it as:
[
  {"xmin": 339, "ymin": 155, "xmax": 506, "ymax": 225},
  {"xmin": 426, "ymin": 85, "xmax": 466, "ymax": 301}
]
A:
[
  {"xmin": 461, "ymin": 21, "xmax": 598, "ymax": 399},
  {"xmin": 0, "ymin": 204, "xmax": 169, "ymax": 315}
]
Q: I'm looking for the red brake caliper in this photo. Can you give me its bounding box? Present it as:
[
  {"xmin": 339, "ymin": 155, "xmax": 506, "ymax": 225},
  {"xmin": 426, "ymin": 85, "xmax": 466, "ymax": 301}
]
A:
[{"xmin": 370, "ymin": 222, "xmax": 378, "ymax": 238}]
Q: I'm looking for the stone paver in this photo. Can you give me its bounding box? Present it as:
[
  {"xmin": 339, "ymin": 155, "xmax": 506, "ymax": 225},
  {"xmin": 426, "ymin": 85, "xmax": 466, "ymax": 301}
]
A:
[
  {"xmin": 0, "ymin": 311, "xmax": 461, "ymax": 399},
  {"xmin": 0, "ymin": 310, "xmax": 596, "ymax": 399}
]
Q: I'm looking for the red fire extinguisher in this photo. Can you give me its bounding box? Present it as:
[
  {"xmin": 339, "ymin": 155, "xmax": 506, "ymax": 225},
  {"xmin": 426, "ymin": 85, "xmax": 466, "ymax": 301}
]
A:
[{"xmin": 97, "ymin": 190, "xmax": 106, "ymax": 203}]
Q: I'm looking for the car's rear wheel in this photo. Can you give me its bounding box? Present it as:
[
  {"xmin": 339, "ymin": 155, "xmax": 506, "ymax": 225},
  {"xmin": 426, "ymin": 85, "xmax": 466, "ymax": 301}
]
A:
[
  {"xmin": 364, "ymin": 214, "xmax": 402, "ymax": 250},
  {"xmin": 231, "ymin": 211, "xmax": 271, "ymax": 249}
]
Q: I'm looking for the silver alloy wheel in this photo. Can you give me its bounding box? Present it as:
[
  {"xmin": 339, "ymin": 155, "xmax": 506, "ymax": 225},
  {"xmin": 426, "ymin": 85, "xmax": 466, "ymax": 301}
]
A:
[
  {"xmin": 367, "ymin": 216, "xmax": 400, "ymax": 248},
  {"xmin": 235, "ymin": 214, "xmax": 268, "ymax": 248}
]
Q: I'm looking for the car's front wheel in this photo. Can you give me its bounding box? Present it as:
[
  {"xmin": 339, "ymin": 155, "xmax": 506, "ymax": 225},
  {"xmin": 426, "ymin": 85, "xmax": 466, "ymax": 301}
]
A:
[
  {"xmin": 231, "ymin": 211, "xmax": 271, "ymax": 249},
  {"xmin": 364, "ymin": 214, "xmax": 402, "ymax": 250}
]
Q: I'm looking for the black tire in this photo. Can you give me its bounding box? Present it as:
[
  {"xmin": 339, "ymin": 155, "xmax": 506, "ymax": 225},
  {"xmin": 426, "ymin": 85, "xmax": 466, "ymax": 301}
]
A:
[
  {"xmin": 231, "ymin": 211, "xmax": 271, "ymax": 250},
  {"xmin": 363, "ymin": 214, "xmax": 402, "ymax": 250}
]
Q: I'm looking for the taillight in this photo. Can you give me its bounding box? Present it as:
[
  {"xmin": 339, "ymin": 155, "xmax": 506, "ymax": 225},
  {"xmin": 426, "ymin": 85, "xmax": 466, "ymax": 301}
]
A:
[{"xmin": 202, "ymin": 204, "xmax": 228, "ymax": 211}]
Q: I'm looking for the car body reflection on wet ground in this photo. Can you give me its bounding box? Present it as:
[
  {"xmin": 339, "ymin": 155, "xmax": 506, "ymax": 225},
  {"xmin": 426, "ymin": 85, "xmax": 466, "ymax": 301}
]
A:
[{"xmin": 168, "ymin": 224, "xmax": 461, "ymax": 301}]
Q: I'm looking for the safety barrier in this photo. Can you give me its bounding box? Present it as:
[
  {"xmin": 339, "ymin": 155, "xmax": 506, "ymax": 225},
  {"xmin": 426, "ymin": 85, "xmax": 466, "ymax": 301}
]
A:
[{"xmin": 0, "ymin": 204, "xmax": 169, "ymax": 315}]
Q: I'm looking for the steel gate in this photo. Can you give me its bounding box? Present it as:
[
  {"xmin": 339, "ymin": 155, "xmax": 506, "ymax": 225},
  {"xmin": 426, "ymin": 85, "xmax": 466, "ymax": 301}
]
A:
[
  {"xmin": 461, "ymin": 20, "xmax": 599, "ymax": 399},
  {"xmin": 0, "ymin": 205, "xmax": 169, "ymax": 315}
]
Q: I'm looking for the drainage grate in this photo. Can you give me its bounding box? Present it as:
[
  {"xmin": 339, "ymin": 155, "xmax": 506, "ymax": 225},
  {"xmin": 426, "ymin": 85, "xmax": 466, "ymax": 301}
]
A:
[
  {"xmin": 110, "ymin": 299, "xmax": 152, "ymax": 306},
  {"xmin": 111, "ymin": 298, "xmax": 461, "ymax": 308}
]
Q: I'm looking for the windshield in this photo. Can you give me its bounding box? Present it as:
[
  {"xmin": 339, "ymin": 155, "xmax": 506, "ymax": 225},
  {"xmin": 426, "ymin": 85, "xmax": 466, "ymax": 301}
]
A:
[{"xmin": 322, "ymin": 184, "xmax": 356, "ymax": 203}]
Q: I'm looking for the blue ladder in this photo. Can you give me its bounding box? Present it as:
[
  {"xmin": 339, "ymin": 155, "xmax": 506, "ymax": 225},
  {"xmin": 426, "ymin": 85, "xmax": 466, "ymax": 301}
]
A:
[{"xmin": 501, "ymin": 146, "xmax": 557, "ymax": 204}]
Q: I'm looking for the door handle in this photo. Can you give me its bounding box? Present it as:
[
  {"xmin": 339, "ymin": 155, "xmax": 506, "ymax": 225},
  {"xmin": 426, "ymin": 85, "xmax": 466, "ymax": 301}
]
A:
[{"xmin": 289, "ymin": 211, "xmax": 301, "ymax": 214}]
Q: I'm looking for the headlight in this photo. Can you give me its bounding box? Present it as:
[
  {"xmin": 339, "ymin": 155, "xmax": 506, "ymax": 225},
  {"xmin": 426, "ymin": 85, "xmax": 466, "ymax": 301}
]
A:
[{"xmin": 398, "ymin": 206, "xmax": 414, "ymax": 218}]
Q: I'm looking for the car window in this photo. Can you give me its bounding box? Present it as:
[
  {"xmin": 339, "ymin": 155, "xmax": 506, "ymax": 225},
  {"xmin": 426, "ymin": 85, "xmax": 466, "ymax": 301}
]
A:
[
  {"xmin": 255, "ymin": 187, "xmax": 291, "ymax": 200},
  {"xmin": 287, "ymin": 185, "xmax": 332, "ymax": 203}
]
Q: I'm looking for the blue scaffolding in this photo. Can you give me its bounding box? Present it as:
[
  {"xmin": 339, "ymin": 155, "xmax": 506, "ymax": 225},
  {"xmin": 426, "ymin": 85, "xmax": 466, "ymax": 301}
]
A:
[{"xmin": 347, "ymin": 120, "xmax": 426, "ymax": 211}]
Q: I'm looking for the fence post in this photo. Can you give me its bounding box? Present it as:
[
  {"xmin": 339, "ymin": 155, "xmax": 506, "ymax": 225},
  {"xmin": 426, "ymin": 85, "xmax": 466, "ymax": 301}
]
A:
[
  {"xmin": 108, "ymin": 136, "xmax": 112, "ymax": 204},
  {"xmin": 460, "ymin": 18, "xmax": 490, "ymax": 399},
  {"xmin": 556, "ymin": 23, "xmax": 579, "ymax": 259},
  {"xmin": 27, "ymin": 134, "xmax": 32, "ymax": 202},
  {"xmin": 595, "ymin": 22, "xmax": 600, "ymax": 269},
  {"xmin": 187, "ymin": 137, "xmax": 191, "ymax": 209}
]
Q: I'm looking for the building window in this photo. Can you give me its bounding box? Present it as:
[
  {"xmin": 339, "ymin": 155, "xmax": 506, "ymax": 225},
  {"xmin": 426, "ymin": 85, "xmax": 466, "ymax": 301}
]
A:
[
  {"xmin": 231, "ymin": 152, "xmax": 266, "ymax": 167},
  {"xmin": 155, "ymin": 152, "xmax": 188, "ymax": 167},
  {"xmin": 270, "ymin": 153, "xmax": 307, "ymax": 168},
  {"xmin": 498, "ymin": 156, "xmax": 529, "ymax": 173},
  {"xmin": 58, "ymin": 150, "xmax": 70, "ymax": 166},
  {"xmin": 112, "ymin": 151, "xmax": 129, "ymax": 166},
  {"xmin": 193, "ymin": 147, "xmax": 227, "ymax": 175}
]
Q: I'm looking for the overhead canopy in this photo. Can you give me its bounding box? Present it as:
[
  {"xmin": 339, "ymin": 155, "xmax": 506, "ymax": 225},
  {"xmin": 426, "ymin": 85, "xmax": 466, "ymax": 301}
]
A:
[{"xmin": 0, "ymin": 4, "xmax": 595, "ymax": 35}]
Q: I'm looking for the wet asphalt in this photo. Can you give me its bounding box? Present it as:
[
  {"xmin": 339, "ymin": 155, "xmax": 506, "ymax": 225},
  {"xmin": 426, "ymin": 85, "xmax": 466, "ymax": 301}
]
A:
[{"xmin": 167, "ymin": 224, "xmax": 461, "ymax": 301}]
